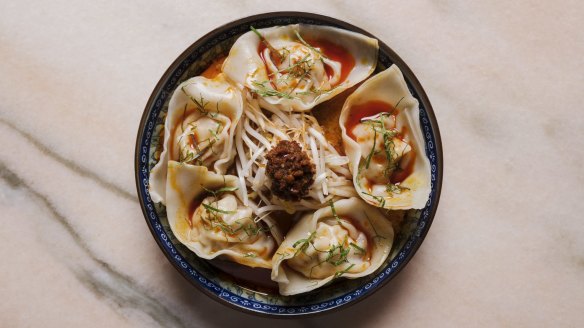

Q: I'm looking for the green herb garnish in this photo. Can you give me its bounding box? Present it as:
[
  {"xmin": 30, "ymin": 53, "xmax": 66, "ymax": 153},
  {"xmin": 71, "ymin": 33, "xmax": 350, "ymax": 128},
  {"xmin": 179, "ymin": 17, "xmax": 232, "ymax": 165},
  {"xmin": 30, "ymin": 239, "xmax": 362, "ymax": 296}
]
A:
[
  {"xmin": 243, "ymin": 222, "xmax": 272, "ymax": 237},
  {"xmin": 251, "ymin": 81, "xmax": 294, "ymax": 99},
  {"xmin": 202, "ymin": 202, "xmax": 237, "ymax": 215},
  {"xmin": 328, "ymin": 200, "xmax": 342, "ymax": 224},
  {"xmin": 350, "ymin": 242, "xmax": 366, "ymax": 255},
  {"xmin": 394, "ymin": 96, "xmax": 405, "ymax": 110},
  {"xmin": 363, "ymin": 211, "xmax": 387, "ymax": 241},
  {"xmin": 270, "ymin": 54, "xmax": 311, "ymax": 77},
  {"xmin": 364, "ymin": 125, "xmax": 378, "ymax": 169},
  {"xmin": 251, "ymin": 26, "xmax": 283, "ymax": 64},
  {"xmin": 324, "ymin": 237, "xmax": 351, "ymax": 266},
  {"xmin": 333, "ymin": 264, "xmax": 355, "ymax": 279},
  {"xmin": 292, "ymin": 231, "xmax": 316, "ymax": 257},
  {"xmin": 181, "ymin": 88, "xmax": 210, "ymax": 115},
  {"xmin": 361, "ymin": 191, "xmax": 386, "ymax": 208},
  {"xmin": 294, "ymin": 30, "xmax": 327, "ymax": 59}
]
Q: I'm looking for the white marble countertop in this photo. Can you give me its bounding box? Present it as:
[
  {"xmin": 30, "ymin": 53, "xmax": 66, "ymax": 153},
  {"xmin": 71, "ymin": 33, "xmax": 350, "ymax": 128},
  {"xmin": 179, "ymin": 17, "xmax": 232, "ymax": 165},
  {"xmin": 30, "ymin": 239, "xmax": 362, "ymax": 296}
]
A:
[{"xmin": 1, "ymin": 1, "xmax": 582, "ymax": 327}]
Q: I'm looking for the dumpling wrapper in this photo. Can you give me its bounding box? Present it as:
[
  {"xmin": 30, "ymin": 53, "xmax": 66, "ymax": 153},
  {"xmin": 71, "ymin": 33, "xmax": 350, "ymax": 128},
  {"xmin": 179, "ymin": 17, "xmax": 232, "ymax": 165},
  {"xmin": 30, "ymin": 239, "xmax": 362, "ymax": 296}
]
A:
[
  {"xmin": 149, "ymin": 74, "xmax": 243, "ymax": 204},
  {"xmin": 222, "ymin": 24, "xmax": 378, "ymax": 111},
  {"xmin": 166, "ymin": 161, "xmax": 279, "ymax": 268},
  {"xmin": 271, "ymin": 197, "xmax": 393, "ymax": 295},
  {"xmin": 339, "ymin": 65, "xmax": 432, "ymax": 210}
]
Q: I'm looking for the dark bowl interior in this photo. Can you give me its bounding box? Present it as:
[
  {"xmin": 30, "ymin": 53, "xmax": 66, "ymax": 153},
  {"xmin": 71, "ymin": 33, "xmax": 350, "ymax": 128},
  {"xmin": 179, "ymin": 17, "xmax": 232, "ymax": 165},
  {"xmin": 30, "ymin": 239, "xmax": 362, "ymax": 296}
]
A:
[{"xmin": 135, "ymin": 12, "xmax": 443, "ymax": 317}]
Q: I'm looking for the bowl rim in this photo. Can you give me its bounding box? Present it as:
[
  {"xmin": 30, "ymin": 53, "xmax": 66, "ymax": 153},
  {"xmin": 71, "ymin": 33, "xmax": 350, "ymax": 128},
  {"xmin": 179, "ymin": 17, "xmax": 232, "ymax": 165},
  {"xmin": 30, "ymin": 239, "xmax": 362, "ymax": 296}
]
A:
[{"xmin": 134, "ymin": 11, "xmax": 443, "ymax": 318}]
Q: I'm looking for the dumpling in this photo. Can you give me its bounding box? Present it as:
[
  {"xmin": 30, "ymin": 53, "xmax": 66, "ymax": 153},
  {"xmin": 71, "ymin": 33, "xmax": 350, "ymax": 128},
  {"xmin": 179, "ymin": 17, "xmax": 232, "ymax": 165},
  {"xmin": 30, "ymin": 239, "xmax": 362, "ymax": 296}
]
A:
[
  {"xmin": 149, "ymin": 74, "xmax": 243, "ymax": 204},
  {"xmin": 271, "ymin": 197, "xmax": 393, "ymax": 295},
  {"xmin": 165, "ymin": 161, "xmax": 279, "ymax": 268},
  {"xmin": 222, "ymin": 24, "xmax": 378, "ymax": 111},
  {"xmin": 339, "ymin": 65, "xmax": 431, "ymax": 210}
]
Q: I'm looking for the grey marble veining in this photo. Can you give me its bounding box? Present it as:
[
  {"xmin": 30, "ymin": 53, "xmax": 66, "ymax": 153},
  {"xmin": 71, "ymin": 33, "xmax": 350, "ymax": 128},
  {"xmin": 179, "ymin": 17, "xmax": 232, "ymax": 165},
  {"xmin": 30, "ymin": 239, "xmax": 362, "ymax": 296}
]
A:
[
  {"xmin": 0, "ymin": 0, "xmax": 583, "ymax": 327},
  {"xmin": 0, "ymin": 118, "xmax": 136, "ymax": 202}
]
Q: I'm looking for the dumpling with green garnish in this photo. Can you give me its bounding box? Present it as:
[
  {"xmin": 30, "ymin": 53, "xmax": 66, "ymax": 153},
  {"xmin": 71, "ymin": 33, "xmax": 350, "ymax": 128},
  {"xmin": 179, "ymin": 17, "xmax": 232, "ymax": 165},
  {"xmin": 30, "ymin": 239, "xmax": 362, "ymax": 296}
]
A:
[
  {"xmin": 222, "ymin": 24, "xmax": 378, "ymax": 111},
  {"xmin": 271, "ymin": 197, "xmax": 393, "ymax": 295},
  {"xmin": 339, "ymin": 65, "xmax": 431, "ymax": 210},
  {"xmin": 149, "ymin": 74, "xmax": 243, "ymax": 205},
  {"xmin": 165, "ymin": 161, "xmax": 281, "ymax": 268}
]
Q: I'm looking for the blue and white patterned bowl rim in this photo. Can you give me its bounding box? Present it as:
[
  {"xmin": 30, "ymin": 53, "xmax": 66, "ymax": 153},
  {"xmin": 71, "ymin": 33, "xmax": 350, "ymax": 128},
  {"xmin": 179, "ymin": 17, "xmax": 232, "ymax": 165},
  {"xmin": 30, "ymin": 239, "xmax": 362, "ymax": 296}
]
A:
[{"xmin": 136, "ymin": 12, "xmax": 442, "ymax": 316}]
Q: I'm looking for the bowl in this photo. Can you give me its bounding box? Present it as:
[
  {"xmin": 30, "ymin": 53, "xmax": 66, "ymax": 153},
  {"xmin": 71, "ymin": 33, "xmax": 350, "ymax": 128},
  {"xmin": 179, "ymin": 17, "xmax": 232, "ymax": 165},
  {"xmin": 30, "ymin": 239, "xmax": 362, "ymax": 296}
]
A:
[{"xmin": 135, "ymin": 12, "xmax": 443, "ymax": 317}]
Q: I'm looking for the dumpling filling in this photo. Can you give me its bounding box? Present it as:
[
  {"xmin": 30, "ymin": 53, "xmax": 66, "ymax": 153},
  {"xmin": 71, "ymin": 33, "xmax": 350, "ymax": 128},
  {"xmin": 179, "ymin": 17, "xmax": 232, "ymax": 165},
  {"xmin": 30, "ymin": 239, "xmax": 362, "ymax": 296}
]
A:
[
  {"xmin": 287, "ymin": 218, "xmax": 370, "ymax": 279},
  {"xmin": 347, "ymin": 103, "xmax": 415, "ymax": 200},
  {"xmin": 339, "ymin": 65, "xmax": 432, "ymax": 210},
  {"xmin": 173, "ymin": 109, "xmax": 229, "ymax": 167},
  {"xmin": 191, "ymin": 193, "xmax": 275, "ymax": 260},
  {"xmin": 271, "ymin": 198, "xmax": 393, "ymax": 295},
  {"xmin": 252, "ymin": 27, "xmax": 352, "ymax": 99},
  {"xmin": 165, "ymin": 163, "xmax": 280, "ymax": 269},
  {"xmin": 149, "ymin": 74, "xmax": 243, "ymax": 205},
  {"xmin": 222, "ymin": 24, "xmax": 378, "ymax": 111}
]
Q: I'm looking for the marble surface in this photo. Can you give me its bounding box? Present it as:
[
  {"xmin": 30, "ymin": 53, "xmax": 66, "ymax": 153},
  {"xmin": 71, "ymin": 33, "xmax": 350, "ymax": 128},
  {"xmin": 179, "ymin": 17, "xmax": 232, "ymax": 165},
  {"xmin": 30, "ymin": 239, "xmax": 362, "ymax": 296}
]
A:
[{"xmin": 1, "ymin": 1, "xmax": 582, "ymax": 327}]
